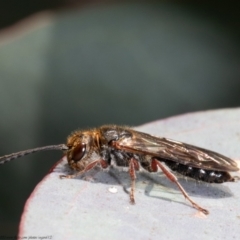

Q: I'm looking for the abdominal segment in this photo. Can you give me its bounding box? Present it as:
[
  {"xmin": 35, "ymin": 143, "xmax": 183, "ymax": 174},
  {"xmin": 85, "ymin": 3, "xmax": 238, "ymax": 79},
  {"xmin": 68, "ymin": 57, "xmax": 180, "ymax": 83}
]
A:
[{"xmin": 159, "ymin": 159, "xmax": 234, "ymax": 183}]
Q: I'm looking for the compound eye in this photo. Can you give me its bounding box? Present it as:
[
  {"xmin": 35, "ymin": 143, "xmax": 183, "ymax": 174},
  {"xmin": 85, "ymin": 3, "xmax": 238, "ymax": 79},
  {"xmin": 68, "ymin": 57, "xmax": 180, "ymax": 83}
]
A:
[{"xmin": 72, "ymin": 143, "xmax": 86, "ymax": 162}]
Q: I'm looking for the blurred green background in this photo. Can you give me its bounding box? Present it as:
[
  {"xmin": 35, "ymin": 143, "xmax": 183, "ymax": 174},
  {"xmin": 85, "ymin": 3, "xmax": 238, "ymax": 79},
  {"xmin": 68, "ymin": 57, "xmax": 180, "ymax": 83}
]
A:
[{"xmin": 0, "ymin": 0, "xmax": 239, "ymax": 236}]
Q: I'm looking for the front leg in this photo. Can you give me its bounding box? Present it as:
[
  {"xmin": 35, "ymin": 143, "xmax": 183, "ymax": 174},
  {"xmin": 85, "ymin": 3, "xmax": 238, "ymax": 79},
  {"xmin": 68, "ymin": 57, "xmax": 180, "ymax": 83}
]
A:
[{"xmin": 60, "ymin": 159, "xmax": 108, "ymax": 179}]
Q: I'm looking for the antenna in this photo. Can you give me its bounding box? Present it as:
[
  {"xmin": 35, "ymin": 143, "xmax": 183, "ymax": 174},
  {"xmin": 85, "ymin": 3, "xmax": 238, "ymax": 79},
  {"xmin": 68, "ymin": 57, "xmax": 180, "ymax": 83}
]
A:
[{"xmin": 0, "ymin": 144, "xmax": 68, "ymax": 164}]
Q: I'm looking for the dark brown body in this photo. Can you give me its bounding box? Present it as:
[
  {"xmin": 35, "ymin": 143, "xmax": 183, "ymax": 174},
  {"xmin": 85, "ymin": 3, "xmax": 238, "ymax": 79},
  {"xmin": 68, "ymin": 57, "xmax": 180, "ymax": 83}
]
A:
[{"xmin": 66, "ymin": 125, "xmax": 238, "ymax": 183}]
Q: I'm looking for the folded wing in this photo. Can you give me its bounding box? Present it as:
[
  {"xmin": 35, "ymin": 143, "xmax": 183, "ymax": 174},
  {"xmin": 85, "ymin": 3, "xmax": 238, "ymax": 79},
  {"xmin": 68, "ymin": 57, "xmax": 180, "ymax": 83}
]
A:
[{"xmin": 116, "ymin": 130, "xmax": 239, "ymax": 172}]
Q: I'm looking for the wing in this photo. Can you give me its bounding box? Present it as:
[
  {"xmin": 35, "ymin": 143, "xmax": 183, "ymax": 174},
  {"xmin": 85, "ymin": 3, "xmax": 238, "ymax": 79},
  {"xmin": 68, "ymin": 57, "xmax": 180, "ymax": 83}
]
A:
[{"xmin": 114, "ymin": 129, "xmax": 239, "ymax": 172}]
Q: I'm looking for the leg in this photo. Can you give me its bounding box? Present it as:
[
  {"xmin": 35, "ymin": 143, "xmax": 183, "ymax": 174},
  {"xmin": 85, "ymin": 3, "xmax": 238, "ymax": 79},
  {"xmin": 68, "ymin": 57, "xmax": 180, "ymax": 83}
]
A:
[
  {"xmin": 152, "ymin": 158, "xmax": 209, "ymax": 215},
  {"xmin": 60, "ymin": 159, "xmax": 108, "ymax": 179},
  {"xmin": 128, "ymin": 158, "xmax": 140, "ymax": 204}
]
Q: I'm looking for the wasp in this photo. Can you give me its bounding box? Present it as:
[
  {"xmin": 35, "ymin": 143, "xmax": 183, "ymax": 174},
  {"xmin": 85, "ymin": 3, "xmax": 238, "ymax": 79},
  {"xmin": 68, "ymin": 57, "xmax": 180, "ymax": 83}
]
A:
[{"xmin": 0, "ymin": 125, "xmax": 239, "ymax": 215}]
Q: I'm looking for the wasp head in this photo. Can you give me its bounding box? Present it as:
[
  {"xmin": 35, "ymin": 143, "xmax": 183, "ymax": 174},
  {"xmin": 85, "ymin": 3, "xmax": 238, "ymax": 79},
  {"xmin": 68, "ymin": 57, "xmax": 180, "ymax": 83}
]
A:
[{"xmin": 65, "ymin": 130, "xmax": 100, "ymax": 171}]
